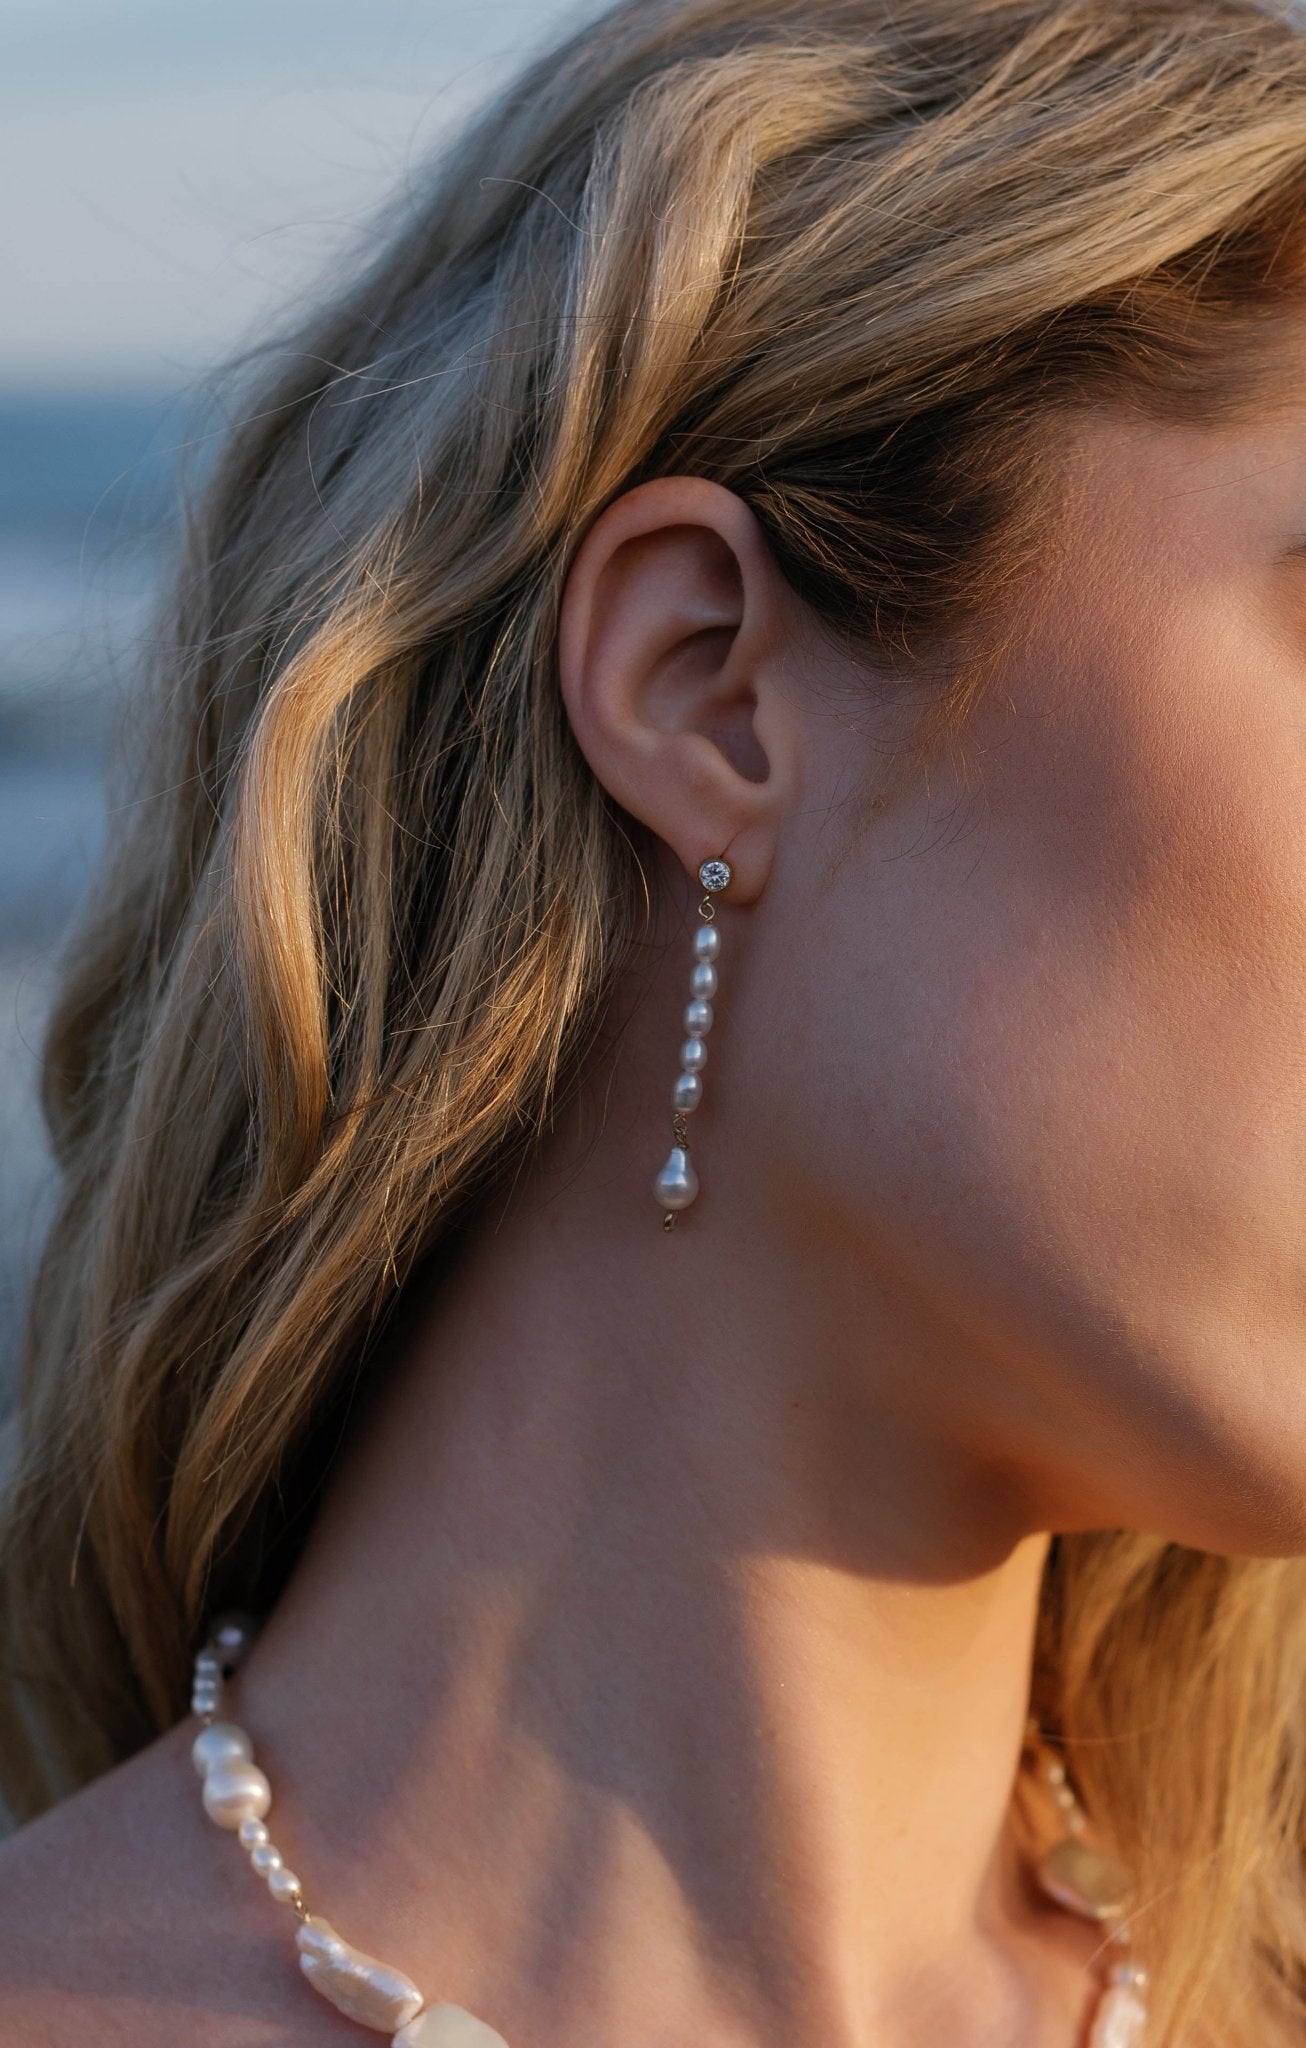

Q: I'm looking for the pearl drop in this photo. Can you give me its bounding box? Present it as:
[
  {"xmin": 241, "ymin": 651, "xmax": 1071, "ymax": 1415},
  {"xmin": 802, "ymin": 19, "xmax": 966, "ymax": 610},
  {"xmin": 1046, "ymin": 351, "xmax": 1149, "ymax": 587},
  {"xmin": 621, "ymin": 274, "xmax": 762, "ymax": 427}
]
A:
[
  {"xmin": 684, "ymin": 999, "xmax": 713, "ymax": 1036},
  {"xmin": 680, "ymin": 1037, "xmax": 707, "ymax": 1073},
  {"xmin": 239, "ymin": 1815, "xmax": 269, "ymax": 1849},
  {"xmin": 673, "ymin": 1071, "xmax": 702, "ymax": 1113},
  {"xmin": 690, "ymin": 961, "xmax": 717, "ymax": 1000},
  {"xmin": 191, "ymin": 1721, "xmax": 253, "ymax": 1778},
  {"xmin": 693, "ymin": 924, "xmax": 720, "ymax": 961},
  {"xmin": 250, "ymin": 1841, "xmax": 283, "ymax": 1875},
  {"xmin": 654, "ymin": 1146, "xmax": 698, "ymax": 1211},
  {"xmin": 202, "ymin": 1759, "xmax": 272, "ymax": 1828},
  {"xmin": 268, "ymin": 1863, "xmax": 303, "ymax": 1904},
  {"xmin": 1088, "ymin": 1981, "xmax": 1148, "ymax": 2047}
]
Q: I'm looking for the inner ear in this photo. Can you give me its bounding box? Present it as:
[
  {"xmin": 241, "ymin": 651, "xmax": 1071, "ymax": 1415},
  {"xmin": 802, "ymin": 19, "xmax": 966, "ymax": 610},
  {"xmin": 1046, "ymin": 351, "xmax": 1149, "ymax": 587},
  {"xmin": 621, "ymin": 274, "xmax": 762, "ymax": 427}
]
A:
[
  {"xmin": 607, "ymin": 519, "xmax": 753, "ymax": 709},
  {"xmin": 647, "ymin": 609, "xmax": 767, "ymax": 784}
]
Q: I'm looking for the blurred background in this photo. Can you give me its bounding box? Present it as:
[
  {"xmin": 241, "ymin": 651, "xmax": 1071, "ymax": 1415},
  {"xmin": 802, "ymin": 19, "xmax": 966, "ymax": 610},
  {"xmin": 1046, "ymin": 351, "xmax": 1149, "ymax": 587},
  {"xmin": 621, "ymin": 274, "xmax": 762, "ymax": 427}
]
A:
[{"xmin": 0, "ymin": 0, "xmax": 581, "ymax": 1384}]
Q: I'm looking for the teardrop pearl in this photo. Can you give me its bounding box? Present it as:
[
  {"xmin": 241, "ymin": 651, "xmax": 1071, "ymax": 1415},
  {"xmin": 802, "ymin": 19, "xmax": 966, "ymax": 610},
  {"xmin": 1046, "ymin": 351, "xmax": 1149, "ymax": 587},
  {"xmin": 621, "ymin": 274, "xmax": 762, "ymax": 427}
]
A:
[
  {"xmin": 654, "ymin": 1145, "xmax": 698, "ymax": 1211},
  {"xmin": 1089, "ymin": 1981, "xmax": 1148, "ymax": 2047}
]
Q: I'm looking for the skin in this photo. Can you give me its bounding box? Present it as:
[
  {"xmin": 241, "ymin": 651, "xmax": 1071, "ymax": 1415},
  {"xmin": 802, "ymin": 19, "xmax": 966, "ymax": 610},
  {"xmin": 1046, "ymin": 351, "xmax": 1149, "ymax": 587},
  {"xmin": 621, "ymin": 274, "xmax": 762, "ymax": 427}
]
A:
[{"xmin": 2, "ymin": 363, "xmax": 1306, "ymax": 2046}]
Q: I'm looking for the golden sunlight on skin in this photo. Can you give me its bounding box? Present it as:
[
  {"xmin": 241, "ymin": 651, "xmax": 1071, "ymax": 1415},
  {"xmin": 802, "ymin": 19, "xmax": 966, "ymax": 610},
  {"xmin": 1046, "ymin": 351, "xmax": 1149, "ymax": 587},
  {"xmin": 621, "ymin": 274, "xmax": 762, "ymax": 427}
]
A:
[
  {"xmin": 739, "ymin": 379, "xmax": 1306, "ymax": 1557},
  {"xmin": 2, "ymin": 368, "xmax": 1303, "ymax": 2048},
  {"xmin": 141, "ymin": 367, "xmax": 1297, "ymax": 2048}
]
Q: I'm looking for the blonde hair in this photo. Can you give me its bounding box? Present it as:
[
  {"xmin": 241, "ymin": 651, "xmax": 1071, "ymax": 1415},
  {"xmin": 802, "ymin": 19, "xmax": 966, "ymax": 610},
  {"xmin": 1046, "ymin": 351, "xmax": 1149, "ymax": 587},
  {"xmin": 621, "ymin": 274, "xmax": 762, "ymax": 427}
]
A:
[{"xmin": 5, "ymin": 1, "xmax": 1306, "ymax": 2037}]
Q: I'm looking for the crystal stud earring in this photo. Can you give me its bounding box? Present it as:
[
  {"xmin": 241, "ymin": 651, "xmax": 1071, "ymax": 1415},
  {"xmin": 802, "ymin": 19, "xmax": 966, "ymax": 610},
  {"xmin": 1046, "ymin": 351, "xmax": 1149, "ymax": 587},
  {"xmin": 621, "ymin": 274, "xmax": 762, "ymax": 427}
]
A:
[{"xmin": 654, "ymin": 857, "xmax": 731, "ymax": 1228}]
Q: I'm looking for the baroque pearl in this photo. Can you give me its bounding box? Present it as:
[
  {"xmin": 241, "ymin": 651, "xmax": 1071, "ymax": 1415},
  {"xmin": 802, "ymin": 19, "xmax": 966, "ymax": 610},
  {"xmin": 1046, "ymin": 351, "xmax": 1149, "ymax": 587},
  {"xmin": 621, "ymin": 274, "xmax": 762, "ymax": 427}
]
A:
[
  {"xmin": 191, "ymin": 1721, "xmax": 253, "ymax": 1778},
  {"xmin": 250, "ymin": 1841, "xmax": 282, "ymax": 1875},
  {"xmin": 692, "ymin": 923, "xmax": 720, "ymax": 961},
  {"xmin": 394, "ymin": 2005, "xmax": 512, "ymax": 2047},
  {"xmin": 296, "ymin": 1915, "xmax": 425, "ymax": 2030},
  {"xmin": 1089, "ymin": 1982, "xmax": 1148, "ymax": 2047},
  {"xmin": 684, "ymin": 999, "xmax": 713, "ymax": 1036},
  {"xmin": 202, "ymin": 1759, "xmax": 272, "ymax": 1828},
  {"xmin": 680, "ymin": 1037, "xmax": 707, "ymax": 1072},
  {"xmin": 690, "ymin": 960, "xmax": 717, "ymax": 1000},
  {"xmin": 238, "ymin": 1816, "xmax": 269, "ymax": 1849},
  {"xmin": 654, "ymin": 1145, "xmax": 698, "ymax": 1211}
]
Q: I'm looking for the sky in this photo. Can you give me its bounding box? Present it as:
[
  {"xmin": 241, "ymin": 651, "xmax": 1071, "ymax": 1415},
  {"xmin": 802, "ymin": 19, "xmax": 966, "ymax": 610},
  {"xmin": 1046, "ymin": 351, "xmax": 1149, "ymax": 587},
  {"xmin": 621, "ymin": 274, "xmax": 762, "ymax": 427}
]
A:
[{"xmin": 2, "ymin": 0, "xmax": 591, "ymax": 386}]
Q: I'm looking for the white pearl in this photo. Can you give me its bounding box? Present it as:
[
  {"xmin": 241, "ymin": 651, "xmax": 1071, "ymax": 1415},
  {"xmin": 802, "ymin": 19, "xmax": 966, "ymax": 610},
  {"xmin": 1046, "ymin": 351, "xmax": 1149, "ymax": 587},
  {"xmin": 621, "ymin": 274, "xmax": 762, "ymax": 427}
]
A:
[
  {"xmin": 267, "ymin": 1863, "xmax": 302, "ymax": 1903},
  {"xmin": 210, "ymin": 1611, "xmax": 259, "ymax": 1666},
  {"xmin": 680, "ymin": 1037, "xmax": 707, "ymax": 1073},
  {"xmin": 194, "ymin": 1652, "xmax": 221, "ymax": 1677},
  {"xmin": 693, "ymin": 924, "xmax": 720, "ymax": 961},
  {"xmin": 684, "ymin": 999, "xmax": 713, "ymax": 1036},
  {"xmin": 673, "ymin": 1072, "xmax": 702, "ymax": 1113},
  {"xmin": 297, "ymin": 1915, "xmax": 425, "ymax": 2030},
  {"xmin": 202, "ymin": 1759, "xmax": 272, "ymax": 1827},
  {"xmin": 654, "ymin": 1146, "xmax": 698, "ymax": 1211},
  {"xmin": 238, "ymin": 1815, "xmax": 269, "ymax": 1849},
  {"xmin": 191, "ymin": 1721, "xmax": 253, "ymax": 1777},
  {"xmin": 395, "ymin": 2006, "xmax": 512, "ymax": 2047},
  {"xmin": 1088, "ymin": 1982, "xmax": 1148, "ymax": 2047},
  {"xmin": 690, "ymin": 960, "xmax": 717, "ymax": 1000},
  {"xmin": 250, "ymin": 1841, "xmax": 283, "ymax": 1875}
]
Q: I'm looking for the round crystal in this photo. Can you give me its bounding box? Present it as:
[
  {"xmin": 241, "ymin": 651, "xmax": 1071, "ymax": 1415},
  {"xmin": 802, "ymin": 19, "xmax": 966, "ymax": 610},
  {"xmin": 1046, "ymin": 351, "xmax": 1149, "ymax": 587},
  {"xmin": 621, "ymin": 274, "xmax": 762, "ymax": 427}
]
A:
[{"xmin": 698, "ymin": 859, "xmax": 731, "ymax": 893}]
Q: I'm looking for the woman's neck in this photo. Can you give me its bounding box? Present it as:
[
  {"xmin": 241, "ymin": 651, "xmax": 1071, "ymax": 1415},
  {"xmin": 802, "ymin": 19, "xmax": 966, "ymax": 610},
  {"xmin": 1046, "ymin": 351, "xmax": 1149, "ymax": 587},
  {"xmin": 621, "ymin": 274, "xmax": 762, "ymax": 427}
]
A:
[{"xmin": 232, "ymin": 1119, "xmax": 1084, "ymax": 2048}]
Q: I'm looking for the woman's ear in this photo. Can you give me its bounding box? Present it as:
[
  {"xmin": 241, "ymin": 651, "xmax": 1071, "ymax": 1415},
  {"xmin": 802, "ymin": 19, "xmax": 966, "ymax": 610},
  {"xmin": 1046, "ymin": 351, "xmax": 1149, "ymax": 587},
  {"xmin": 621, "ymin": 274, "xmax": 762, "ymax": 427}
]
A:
[{"xmin": 557, "ymin": 476, "xmax": 803, "ymax": 906}]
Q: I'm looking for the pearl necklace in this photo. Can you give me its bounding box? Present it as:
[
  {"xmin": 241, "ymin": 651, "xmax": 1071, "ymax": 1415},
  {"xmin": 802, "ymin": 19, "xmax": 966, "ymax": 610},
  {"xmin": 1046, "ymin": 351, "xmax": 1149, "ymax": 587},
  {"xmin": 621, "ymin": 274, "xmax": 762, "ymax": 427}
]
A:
[{"xmin": 189, "ymin": 1616, "xmax": 1149, "ymax": 2046}]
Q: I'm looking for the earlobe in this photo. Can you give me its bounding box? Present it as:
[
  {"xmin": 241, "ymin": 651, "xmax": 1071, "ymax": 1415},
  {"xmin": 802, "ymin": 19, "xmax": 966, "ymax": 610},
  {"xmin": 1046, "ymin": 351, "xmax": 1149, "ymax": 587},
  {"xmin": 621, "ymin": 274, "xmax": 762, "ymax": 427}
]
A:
[{"xmin": 556, "ymin": 476, "xmax": 796, "ymax": 906}]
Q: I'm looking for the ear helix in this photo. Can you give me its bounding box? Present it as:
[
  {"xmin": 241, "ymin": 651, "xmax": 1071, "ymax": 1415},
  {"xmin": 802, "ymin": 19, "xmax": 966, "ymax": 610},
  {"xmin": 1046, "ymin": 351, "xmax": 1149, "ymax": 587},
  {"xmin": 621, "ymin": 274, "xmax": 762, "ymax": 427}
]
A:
[{"xmin": 653, "ymin": 857, "xmax": 731, "ymax": 1229}]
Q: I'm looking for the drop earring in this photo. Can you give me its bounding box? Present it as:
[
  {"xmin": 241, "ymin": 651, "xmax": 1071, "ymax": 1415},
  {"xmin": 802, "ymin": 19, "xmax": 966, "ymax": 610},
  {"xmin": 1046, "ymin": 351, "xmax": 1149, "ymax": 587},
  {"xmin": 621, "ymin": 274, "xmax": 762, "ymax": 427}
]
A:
[{"xmin": 654, "ymin": 856, "xmax": 731, "ymax": 1229}]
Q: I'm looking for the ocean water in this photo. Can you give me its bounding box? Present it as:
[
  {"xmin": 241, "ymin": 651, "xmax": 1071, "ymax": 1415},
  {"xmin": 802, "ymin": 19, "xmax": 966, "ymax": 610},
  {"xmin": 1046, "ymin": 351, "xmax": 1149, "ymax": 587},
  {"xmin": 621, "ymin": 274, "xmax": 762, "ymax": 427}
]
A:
[{"xmin": 0, "ymin": 388, "xmax": 183, "ymax": 1377}]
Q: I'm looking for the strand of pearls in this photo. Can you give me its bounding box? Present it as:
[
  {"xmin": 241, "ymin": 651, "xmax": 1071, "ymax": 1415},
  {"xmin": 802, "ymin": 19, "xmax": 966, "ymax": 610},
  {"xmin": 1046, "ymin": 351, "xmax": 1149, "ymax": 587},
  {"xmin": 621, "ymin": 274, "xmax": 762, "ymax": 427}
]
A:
[
  {"xmin": 654, "ymin": 858, "xmax": 730, "ymax": 1226},
  {"xmin": 189, "ymin": 1619, "xmax": 508, "ymax": 2046},
  {"xmin": 189, "ymin": 1622, "xmax": 1149, "ymax": 2046},
  {"xmin": 1025, "ymin": 1724, "xmax": 1150, "ymax": 2046}
]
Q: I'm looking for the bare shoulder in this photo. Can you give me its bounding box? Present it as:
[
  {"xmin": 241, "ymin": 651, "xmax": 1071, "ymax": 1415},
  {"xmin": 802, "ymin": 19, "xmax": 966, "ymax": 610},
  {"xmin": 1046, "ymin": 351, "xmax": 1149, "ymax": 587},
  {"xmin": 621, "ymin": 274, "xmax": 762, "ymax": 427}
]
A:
[{"xmin": 0, "ymin": 1719, "xmax": 317, "ymax": 2047}]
